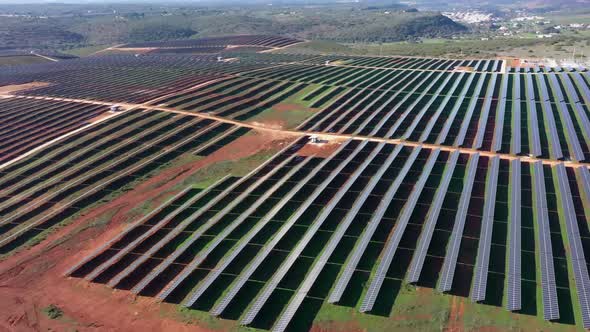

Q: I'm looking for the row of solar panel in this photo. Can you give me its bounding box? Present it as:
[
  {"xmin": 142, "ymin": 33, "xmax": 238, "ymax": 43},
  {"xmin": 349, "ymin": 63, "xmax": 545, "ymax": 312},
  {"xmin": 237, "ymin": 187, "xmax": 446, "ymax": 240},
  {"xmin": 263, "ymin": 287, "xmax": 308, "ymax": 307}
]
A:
[
  {"xmin": 294, "ymin": 70, "xmax": 590, "ymax": 163},
  {"xmin": 67, "ymin": 137, "xmax": 590, "ymax": 331}
]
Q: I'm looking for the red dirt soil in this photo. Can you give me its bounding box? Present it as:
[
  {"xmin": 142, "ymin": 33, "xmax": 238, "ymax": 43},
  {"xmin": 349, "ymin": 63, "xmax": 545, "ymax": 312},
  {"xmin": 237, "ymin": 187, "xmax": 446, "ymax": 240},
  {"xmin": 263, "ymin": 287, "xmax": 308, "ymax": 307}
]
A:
[
  {"xmin": 297, "ymin": 139, "xmax": 345, "ymax": 158},
  {"xmin": 446, "ymin": 296, "xmax": 465, "ymax": 332},
  {"xmin": 249, "ymin": 103, "xmax": 319, "ymax": 130},
  {"xmin": 311, "ymin": 320, "xmax": 364, "ymax": 332},
  {"xmin": 508, "ymin": 58, "xmax": 522, "ymax": 68},
  {"xmin": 273, "ymin": 103, "xmax": 304, "ymax": 112},
  {"xmin": 250, "ymin": 120, "xmax": 287, "ymax": 130},
  {"xmin": 454, "ymin": 66, "xmax": 475, "ymax": 72},
  {"xmin": 0, "ymin": 129, "xmax": 295, "ymax": 332}
]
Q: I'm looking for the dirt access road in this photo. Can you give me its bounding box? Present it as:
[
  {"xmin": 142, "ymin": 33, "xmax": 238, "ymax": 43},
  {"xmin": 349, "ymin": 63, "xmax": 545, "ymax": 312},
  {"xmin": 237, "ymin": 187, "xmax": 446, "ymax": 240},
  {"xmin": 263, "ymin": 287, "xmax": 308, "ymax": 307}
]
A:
[{"xmin": 2, "ymin": 93, "xmax": 586, "ymax": 169}]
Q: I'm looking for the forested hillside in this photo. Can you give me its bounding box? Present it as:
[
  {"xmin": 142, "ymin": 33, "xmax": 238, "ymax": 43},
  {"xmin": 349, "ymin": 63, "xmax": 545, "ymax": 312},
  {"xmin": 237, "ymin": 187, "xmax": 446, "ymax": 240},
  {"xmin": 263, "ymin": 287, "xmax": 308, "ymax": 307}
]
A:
[{"xmin": 0, "ymin": 3, "xmax": 467, "ymax": 51}]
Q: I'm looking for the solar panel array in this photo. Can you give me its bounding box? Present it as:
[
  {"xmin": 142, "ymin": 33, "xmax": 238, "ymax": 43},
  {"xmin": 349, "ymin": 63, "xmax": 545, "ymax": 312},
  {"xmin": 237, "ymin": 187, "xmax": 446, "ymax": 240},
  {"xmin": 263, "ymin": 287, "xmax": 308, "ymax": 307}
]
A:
[
  {"xmin": 438, "ymin": 153, "xmax": 480, "ymax": 292},
  {"xmin": 470, "ymin": 156, "xmax": 499, "ymax": 302},
  {"xmin": 28, "ymin": 51, "xmax": 587, "ymax": 331},
  {"xmin": 66, "ymin": 133, "xmax": 590, "ymax": 330},
  {"xmin": 293, "ymin": 70, "xmax": 590, "ymax": 163},
  {"xmin": 406, "ymin": 150, "xmax": 460, "ymax": 283},
  {"xmin": 555, "ymin": 164, "xmax": 590, "ymax": 328},
  {"xmin": 532, "ymin": 161, "xmax": 559, "ymax": 321},
  {"xmin": 359, "ymin": 147, "xmax": 425, "ymax": 312},
  {"xmin": 506, "ymin": 159, "xmax": 522, "ymax": 311}
]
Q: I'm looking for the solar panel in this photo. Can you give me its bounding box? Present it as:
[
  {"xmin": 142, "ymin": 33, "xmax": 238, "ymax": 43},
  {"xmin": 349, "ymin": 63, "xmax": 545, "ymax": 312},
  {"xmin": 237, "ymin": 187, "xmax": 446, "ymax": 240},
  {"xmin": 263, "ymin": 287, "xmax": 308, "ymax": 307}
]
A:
[
  {"xmin": 415, "ymin": 58, "xmax": 434, "ymax": 70},
  {"xmin": 492, "ymin": 74, "xmax": 509, "ymax": 152},
  {"xmin": 271, "ymin": 145, "xmax": 415, "ymax": 332},
  {"xmin": 356, "ymin": 148, "xmax": 438, "ymax": 312},
  {"xmin": 308, "ymin": 87, "xmax": 369, "ymax": 131},
  {"xmin": 557, "ymin": 101, "xmax": 585, "ymax": 162},
  {"xmin": 537, "ymin": 76, "xmax": 564, "ymax": 160},
  {"xmin": 561, "ymin": 74, "xmax": 590, "ymax": 147},
  {"xmin": 366, "ymin": 72, "xmax": 438, "ymax": 132},
  {"xmin": 192, "ymin": 126, "xmax": 241, "ymax": 155},
  {"xmin": 441, "ymin": 60, "xmax": 456, "ymax": 71},
  {"xmin": 550, "ymin": 73, "xmax": 566, "ymax": 103},
  {"xmin": 210, "ymin": 141, "xmax": 370, "ymax": 317},
  {"xmin": 183, "ymin": 141, "xmax": 351, "ymax": 307},
  {"xmin": 438, "ymin": 153, "xmax": 480, "ymax": 292},
  {"xmin": 369, "ymin": 72, "xmax": 437, "ymax": 136},
  {"xmin": 473, "ymin": 74, "xmax": 498, "ymax": 149},
  {"xmin": 436, "ymin": 73, "xmax": 477, "ymax": 144},
  {"xmin": 512, "ymin": 75, "xmax": 522, "ymax": 155},
  {"xmin": 549, "ymin": 73, "xmax": 585, "ymax": 161},
  {"xmin": 577, "ymin": 167, "xmax": 590, "ymax": 206},
  {"xmin": 455, "ymin": 73, "xmax": 487, "ymax": 147},
  {"xmin": 91, "ymin": 184, "xmax": 221, "ymax": 284},
  {"xmin": 328, "ymin": 146, "xmax": 427, "ymax": 304},
  {"xmin": 0, "ymin": 119, "xmax": 220, "ymax": 248},
  {"xmin": 325, "ymin": 71, "xmax": 403, "ymax": 132},
  {"xmin": 506, "ymin": 159, "xmax": 522, "ymax": 311},
  {"xmin": 361, "ymin": 69, "xmax": 398, "ymax": 86},
  {"xmin": 425, "ymin": 59, "xmax": 439, "ymax": 70},
  {"xmin": 406, "ymin": 150, "xmax": 460, "ymax": 283},
  {"xmin": 335, "ymin": 74, "xmax": 405, "ymax": 133},
  {"xmin": 159, "ymin": 156, "xmax": 312, "ymax": 301},
  {"xmin": 130, "ymin": 153, "xmax": 298, "ymax": 295},
  {"xmin": 385, "ymin": 72, "xmax": 446, "ymax": 138},
  {"xmin": 240, "ymin": 142, "xmax": 385, "ymax": 326},
  {"xmin": 538, "ymin": 74, "xmax": 551, "ymax": 102},
  {"xmin": 555, "ymin": 164, "xmax": 590, "ymax": 328},
  {"xmin": 532, "ymin": 161, "xmax": 559, "ymax": 320},
  {"xmin": 64, "ymin": 186, "xmax": 196, "ymax": 277},
  {"xmin": 526, "ymin": 73, "xmax": 536, "ymax": 101},
  {"xmin": 573, "ymin": 72, "xmax": 590, "ymax": 104},
  {"xmin": 498, "ymin": 60, "xmax": 505, "ymax": 72},
  {"xmin": 526, "ymin": 73, "xmax": 542, "ymax": 157},
  {"xmin": 340, "ymin": 68, "xmax": 381, "ymax": 88},
  {"xmin": 419, "ymin": 73, "xmax": 466, "ymax": 142},
  {"xmin": 470, "ymin": 156, "xmax": 500, "ymax": 302},
  {"xmin": 402, "ymin": 73, "xmax": 455, "ymax": 139},
  {"xmin": 350, "ymin": 72, "xmax": 412, "ymax": 135}
]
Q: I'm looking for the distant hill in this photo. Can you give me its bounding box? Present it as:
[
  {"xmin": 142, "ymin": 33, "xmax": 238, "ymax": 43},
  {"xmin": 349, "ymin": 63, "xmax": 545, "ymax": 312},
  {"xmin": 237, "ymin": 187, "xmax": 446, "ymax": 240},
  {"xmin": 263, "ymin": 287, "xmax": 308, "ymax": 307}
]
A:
[
  {"xmin": 0, "ymin": 3, "xmax": 469, "ymax": 51},
  {"xmin": 65, "ymin": 9, "xmax": 468, "ymax": 46},
  {"xmin": 313, "ymin": 13, "xmax": 468, "ymax": 42},
  {"xmin": 0, "ymin": 18, "xmax": 83, "ymax": 50}
]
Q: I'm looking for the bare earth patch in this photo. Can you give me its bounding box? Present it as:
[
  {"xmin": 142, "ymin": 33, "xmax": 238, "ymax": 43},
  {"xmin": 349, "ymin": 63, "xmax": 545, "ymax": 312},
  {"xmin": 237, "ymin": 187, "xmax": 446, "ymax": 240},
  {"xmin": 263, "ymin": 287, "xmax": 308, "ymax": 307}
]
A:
[
  {"xmin": 250, "ymin": 120, "xmax": 286, "ymax": 130},
  {"xmin": 298, "ymin": 139, "xmax": 345, "ymax": 158},
  {"xmin": 446, "ymin": 296, "xmax": 465, "ymax": 332},
  {"xmin": 273, "ymin": 103, "xmax": 305, "ymax": 112},
  {"xmin": 312, "ymin": 319, "xmax": 364, "ymax": 332},
  {"xmin": 248, "ymin": 103, "xmax": 319, "ymax": 130},
  {"xmin": 454, "ymin": 66, "xmax": 475, "ymax": 72}
]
